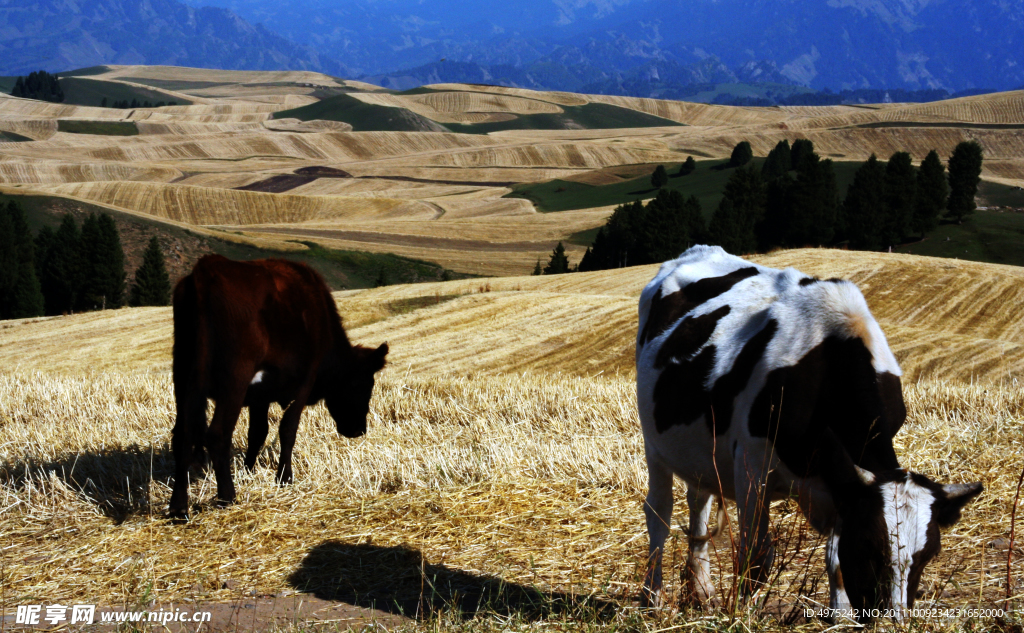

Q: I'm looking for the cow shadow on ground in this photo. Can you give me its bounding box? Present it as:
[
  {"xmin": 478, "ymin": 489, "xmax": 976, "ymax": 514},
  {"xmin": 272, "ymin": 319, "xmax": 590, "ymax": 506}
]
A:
[
  {"xmin": 0, "ymin": 444, "xmax": 178, "ymax": 523},
  {"xmin": 287, "ymin": 541, "xmax": 621, "ymax": 621}
]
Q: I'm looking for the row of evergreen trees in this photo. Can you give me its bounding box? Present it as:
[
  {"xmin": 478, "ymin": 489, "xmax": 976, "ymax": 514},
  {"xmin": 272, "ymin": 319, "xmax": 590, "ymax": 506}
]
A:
[
  {"xmin": 10, "ymin": 71, "xmax": 64, "ymax": 103},
  {"xmin": 573, "ymin": 139, "xmax": 983, "ymax": 272},
  {"xmin": 102, "ymin": 98, "xmax": 178, "ymax": 109},
  {"xmin": 0, "ymin": 202, "xmax": 172, "ymax": 320}
]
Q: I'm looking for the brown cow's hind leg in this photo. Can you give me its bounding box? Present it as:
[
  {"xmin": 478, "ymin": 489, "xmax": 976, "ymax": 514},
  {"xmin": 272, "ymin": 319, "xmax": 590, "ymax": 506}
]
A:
[
  {"xmin": 245, "ymin": 400, "xmax": 270, "ymax": 471},
  {"xmin": 169, "ymin": 391, "xmax": 207, "ymax": 520}
]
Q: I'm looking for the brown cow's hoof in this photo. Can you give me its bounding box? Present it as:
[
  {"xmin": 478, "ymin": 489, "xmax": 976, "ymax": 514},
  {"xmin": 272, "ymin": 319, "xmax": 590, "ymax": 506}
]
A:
[{"xmin": 168, "ymin": 509, "xmax": 190, "ymax": 524}]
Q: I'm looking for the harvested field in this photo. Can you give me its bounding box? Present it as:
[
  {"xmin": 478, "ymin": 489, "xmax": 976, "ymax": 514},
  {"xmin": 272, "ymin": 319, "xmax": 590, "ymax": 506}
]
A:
[
  {"xmin": 36, "ymin": 181, "xmax": 440, "ymax": 225},
  {"xmin": 0, "ymin": 248, "xmax": 1020, "ymax": 633}
]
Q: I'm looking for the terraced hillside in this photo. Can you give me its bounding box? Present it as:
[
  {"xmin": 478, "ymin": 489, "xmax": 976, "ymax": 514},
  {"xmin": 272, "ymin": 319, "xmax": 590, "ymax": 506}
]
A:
[
  {"xmin": 0, "ymin": 248, "xmax": 1019, "ymax": 632},
  {"xmin": 1, "ymin": 65, "xmax": 1023, "ymax": 277}
]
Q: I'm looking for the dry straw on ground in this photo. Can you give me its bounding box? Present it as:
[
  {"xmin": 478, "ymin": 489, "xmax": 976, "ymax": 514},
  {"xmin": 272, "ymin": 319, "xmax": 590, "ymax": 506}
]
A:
[{"xmin": 1, "ymin": 250, "xmax": 1022, "ymax": 632}]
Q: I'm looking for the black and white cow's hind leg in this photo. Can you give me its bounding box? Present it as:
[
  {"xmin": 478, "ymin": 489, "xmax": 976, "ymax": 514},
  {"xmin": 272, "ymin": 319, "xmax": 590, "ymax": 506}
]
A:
[
  {"xmin": 683, "ymin": 487, "xmax": 719, "ymax": 605},
  {"xmin": 733, "ymin": 445, "xmax": 776, "ymax": 598},
  {"xmin": 825, "ymin": 525, "xmax": 854, "ymax": 621},
  {"xmin": 642, "ymin": 458, "xmax": 674, "ymax": 607}
]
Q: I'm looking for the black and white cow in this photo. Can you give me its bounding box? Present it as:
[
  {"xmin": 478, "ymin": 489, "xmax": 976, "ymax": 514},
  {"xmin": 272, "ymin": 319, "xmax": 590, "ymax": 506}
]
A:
[{"xmin": 636, "ymin": 245, "xmax": 981, "ymax": 621}]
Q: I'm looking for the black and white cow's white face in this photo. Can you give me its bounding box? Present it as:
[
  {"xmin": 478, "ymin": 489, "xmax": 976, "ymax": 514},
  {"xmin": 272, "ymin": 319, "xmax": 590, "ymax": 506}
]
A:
[{"xmin": 837, "ymin": 466, "xmax": 983, "ymax": 615}]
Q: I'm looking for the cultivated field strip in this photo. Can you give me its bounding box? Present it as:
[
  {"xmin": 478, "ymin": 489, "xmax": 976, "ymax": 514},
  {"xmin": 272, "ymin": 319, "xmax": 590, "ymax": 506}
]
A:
[
  {"xmin": 789, "ymin": 90, "xmax": 1024, "ymax": 130},
  {"xmin": 2, "ymin": 130, "xmax": 498, "ymax": 164},
  {"xmin": 426, "ymin": 83, "xmax": 591, "ymax": 106},
  {"xmin": 35, "ymin": 181, "xmax": 440, "ymax": 225},
  {"xmin": 93, "ymin": 65, "xmax": 349, "ymax": 88},
  {"xmin": 0, "ymin": 118, "xmax": 58, "ymax": 140},
  {"xmin": 2, "ymin": 249, "xmax": 1022, "ymax": 384},
  {"xmin": 0, "ymin": 157, "xmax": 181, "ymax": 184}
]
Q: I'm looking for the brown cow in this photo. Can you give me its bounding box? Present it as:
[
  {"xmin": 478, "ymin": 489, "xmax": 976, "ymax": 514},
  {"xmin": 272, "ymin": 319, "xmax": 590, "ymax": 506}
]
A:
[{"xmin": 169, "ymin": 255, "xmax": 388, "ymax": 519}]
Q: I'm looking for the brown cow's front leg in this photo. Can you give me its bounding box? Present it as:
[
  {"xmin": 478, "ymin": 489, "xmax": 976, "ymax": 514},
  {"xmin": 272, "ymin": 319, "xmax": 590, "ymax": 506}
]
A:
[
  {"xmin": 245, "ymin": 400, "xmax": 270, "ymax": 471},
  {"xmin": 206, "ymin": 387, "xmax": 247, "ymax": 507},
  {"xmin": 275, "ymin": 385, "xmax": 313, "ymax": 485}
]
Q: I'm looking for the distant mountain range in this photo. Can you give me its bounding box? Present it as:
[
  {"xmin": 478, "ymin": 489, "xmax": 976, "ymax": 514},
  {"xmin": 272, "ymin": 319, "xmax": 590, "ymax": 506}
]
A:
[
  {"xmin": 184, "ymin": 0, "xmax": 1024, "ymax": 92},
  {"xmin": 0, "ymin": 0, "xmax": 350, "ymax": 77},
  {"xmin": 2, "ymin": 0, "xmax": 1022, "ymax": 94}
]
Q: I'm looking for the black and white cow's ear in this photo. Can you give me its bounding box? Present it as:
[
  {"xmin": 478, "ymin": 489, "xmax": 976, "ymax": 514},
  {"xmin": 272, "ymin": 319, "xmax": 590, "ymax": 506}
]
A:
[{"xmin": 934, "ymin": 482, "xmax": 983, "ymax": 527}]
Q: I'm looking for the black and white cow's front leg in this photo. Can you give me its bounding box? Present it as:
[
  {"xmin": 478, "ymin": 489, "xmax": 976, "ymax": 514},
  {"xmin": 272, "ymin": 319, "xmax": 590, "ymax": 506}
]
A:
[
  {"xmin": 642, "ymin": 458, "xmax": 674, "ymax": 607},
  {"xmin": 683, "ymin": 486, "xmax": 717, "ymax": 604},
  {"xmin": 825, "ymin": 523, "xmax": 854, "ymax": 619},
  {"xmin": 733, "ymin": 444, "xmax": 775, "ymax": 597}
]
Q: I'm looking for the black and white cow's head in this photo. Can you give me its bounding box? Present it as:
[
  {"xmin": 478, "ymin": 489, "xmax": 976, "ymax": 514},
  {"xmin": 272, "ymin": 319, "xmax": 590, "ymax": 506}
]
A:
[{"xmin": 828, "ymin": 449, "xmax": 983, "ymax": 616}]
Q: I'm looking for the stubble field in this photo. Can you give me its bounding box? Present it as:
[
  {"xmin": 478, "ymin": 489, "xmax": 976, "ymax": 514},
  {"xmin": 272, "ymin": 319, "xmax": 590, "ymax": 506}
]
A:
[{"xmin": 1, "ymin": 248, "xmax": 1022, "ymax": 631}]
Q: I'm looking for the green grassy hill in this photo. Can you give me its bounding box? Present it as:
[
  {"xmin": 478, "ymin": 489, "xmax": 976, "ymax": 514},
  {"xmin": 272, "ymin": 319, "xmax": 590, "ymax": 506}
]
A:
[
  {"xmin": 58, "ymin": 77, "xmax": 190, "ymax": 107},
  {"xmin": 273, "ymin": 93, "xmax": 444, "ymax": 132},
  {"xmin": 443, "ymin": 102, "xmax": 683, "ymax": 134}
]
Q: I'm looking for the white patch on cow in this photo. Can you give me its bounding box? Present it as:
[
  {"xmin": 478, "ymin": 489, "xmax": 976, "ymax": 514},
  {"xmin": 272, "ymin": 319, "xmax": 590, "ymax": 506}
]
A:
[
  {"xmin": 880, "ymin": 476, "xmax": 933, "ymax": 611},
  {"xmin": 250, "ymin": 370, "xmax": 265, "ymax": 385}
]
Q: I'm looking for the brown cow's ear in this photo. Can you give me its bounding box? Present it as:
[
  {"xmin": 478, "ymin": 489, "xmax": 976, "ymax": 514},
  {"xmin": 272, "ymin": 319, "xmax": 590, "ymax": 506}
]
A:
[{"xmin": 367, "ymin": 342, "xmax": 389, "ymax": 372}]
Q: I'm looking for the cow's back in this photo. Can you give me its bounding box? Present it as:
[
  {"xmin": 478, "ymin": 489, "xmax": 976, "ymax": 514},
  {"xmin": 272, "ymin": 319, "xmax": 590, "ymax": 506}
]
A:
[
  {"xmin": 637, "ymin": 245, "xmax": 904, "ymax": 485},
  {"xmin": 172, "ymin": 255, "xmax": 345, "ymax": 396}
]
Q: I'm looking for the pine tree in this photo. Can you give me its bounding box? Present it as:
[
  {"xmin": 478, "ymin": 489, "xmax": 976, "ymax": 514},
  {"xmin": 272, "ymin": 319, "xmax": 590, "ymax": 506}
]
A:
[
  {"xmin": 785, "ymin": 155, "xmax": 839, "ymax": 247},
  {"xmin": 709, "ymin": 165, "xmax": 764, "ymax": 254},
  {"xmin": 843, "ymin": 155, "xmax": 887, "ymax": 251},
  {"xmin": 678, "ymin": 156, "xmax": 696, "ymax": 176},
  {"xmin": 1, "ymin": 200, "xmax": 44, "ymax": 317},
  {"xmin": 36, "ymin": 214, "xmax": 82, "ymax": 314},
  {"xmin": 947, "ymin": 141, "xmax": 983, "ymax": 223},
  {"xmin": 761, "ymin": 139, "xmax": 792, "ymax": 181},
  {"xmin": 129, "ymin": 237, "xmax": 172, "ymax": 306},
  {"xmin": 882, "ymin": 152, "xmax": 916, "ymax": 247},
  {"xmin": 532, "ymin": 259, "xmax": 542, "ymax": 275},
  {"xmin": 651, "ymin": 165, "xmax": 669, "ymax": 189},
  {"xmin": 680, "ymin": 195, "xmax": 707, "ymax": 245},
  {"xmin": 543, "ymin": 241, "xmax": 570, "ymax": 274},
  {"xmin": 790, "ymin": 139, "xmax": 816, "ymax": 172},
  {"xmin": 913, "ymin": 150, "xmax": 948, "ymax": 237},
  {"xmin": 729, "ymin": 141, "xmax": 753, "ymax": 168},
  {"xmin": 78, "ymin": 213, "xmax": 127, "ymax": 310}
]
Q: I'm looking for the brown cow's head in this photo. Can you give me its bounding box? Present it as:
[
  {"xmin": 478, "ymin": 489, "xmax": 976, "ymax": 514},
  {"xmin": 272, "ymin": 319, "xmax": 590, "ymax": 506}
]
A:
[{"xmin": 326, "ymin": 342, "xmax": 389, "ymax": 438}]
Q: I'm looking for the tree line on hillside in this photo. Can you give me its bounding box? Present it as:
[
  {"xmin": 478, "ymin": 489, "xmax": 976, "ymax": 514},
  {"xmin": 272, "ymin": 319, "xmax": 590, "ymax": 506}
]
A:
[
  {"xmin": 0, "ymin": 202, "xmax": 172, "ymax": 320},
  {"xmin": 102, "ymin": 98, "xmax": 178, "ymax": 109},
  {"xmin": 552, "ymin": 139, "xmax": 983, "ymax": 273},
  {"xmin": 10, "ymin": 71, "xmax": 64, "ymax": 103}
]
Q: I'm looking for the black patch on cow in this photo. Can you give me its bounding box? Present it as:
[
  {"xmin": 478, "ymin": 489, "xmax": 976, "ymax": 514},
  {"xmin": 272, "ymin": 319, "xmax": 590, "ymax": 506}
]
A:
[
  {"xmin": 640, "ymin": 267, "xmax": 759, "ymax": 345},
  {"xmin": 748, "ymin": 335, "xmax": 905, "ymax": 477},
  {"xmin": 905, "ymin": 516, "xmax": 941, "ymax": 608},
  {"xmin": 798, "ymin": 276, "xmax": 846, "ymax": 286},
  {"xmin": 653, "ymin": 316, "xmax": 777, "ymax": 435},
  {"xmin": 655, "ymin": 305, "xmax": 731, "ymax": 368},
  {"xmin": 837, "ymin": 479, "xmax": 894, "ymax": 616}
]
